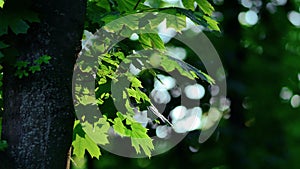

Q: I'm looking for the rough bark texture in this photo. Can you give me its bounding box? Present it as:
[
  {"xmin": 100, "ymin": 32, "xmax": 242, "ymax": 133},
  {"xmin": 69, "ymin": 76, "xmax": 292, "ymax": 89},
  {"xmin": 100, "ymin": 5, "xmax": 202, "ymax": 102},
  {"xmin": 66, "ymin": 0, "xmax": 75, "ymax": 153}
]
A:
[{"xmin": 1, "ymin": 0, "xmax": 86, "ymax": 168}]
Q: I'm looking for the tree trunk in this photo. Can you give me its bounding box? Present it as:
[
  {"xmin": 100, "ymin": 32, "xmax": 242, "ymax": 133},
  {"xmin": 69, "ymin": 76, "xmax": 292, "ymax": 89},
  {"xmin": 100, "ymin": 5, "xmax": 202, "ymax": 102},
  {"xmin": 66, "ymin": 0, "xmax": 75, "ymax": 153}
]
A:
[{"xmin": 1, "ymin": 0, "xmax": 86, "ymax": 168}]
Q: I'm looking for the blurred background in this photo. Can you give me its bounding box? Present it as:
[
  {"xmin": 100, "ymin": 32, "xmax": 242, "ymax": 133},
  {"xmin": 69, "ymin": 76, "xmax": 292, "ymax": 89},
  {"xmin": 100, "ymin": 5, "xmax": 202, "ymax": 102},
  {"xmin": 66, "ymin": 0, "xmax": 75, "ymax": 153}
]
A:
[{"xmin": 73, "ymin": 0, "xmax": 300, "ymax": 168}]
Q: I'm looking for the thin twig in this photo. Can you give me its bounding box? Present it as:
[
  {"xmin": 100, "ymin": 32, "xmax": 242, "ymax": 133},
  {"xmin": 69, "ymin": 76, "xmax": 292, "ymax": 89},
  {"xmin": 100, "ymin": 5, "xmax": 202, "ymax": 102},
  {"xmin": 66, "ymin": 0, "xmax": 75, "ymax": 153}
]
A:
[
  {"xmin": 134, "ymin": 0, "xmax": 142, "ymax": 10},
  {"xmin": 66, "ymin": 146, "xmax": 72, "ymax": 169}
]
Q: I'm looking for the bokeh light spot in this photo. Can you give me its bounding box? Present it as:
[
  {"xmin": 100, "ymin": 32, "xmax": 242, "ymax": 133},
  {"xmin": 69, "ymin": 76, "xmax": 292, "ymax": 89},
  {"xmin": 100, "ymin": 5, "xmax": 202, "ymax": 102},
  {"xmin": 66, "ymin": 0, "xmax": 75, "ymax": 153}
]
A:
[
  {"xmin": 280, "ymin": 87, "xmax": 293, "ymax": 101},
  {"xmin": 241, "ymin": 0, "xmax": 252, "ymax": 8},
  {"xmin": 245, "ymin": 10, "xmax": 259, "ymax": 25},
  {"xmin": 273, "ymin": 0, "xmax": 287, "ymax": 6},
  {"xmin": 184, "ymin": 84, "xmax": 205, "ymax": 100},
  {"xmin": 130, "ymin": 33, "xmax": 139, "ymax": 41},
  {"xmin": 291, "ymin": 95, "xmax": 300, "ymax": 108},
  {"xmin": 288, "ymin": 11, "xmax": 300, "ymax": 27}
]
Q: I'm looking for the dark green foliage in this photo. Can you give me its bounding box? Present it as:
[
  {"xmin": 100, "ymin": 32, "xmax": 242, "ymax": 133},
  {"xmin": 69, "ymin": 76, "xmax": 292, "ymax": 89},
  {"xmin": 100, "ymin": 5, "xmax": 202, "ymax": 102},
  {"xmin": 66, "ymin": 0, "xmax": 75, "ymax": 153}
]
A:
[{"xmin": 14, "ymin": 55, "xmax": 51, "ymax": 78}]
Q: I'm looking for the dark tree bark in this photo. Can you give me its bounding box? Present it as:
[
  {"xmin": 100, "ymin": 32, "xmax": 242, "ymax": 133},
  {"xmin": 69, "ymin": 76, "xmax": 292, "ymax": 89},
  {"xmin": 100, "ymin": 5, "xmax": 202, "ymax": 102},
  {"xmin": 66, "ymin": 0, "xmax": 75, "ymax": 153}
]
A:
[{"xmin": 1, "ymin": 0, "xmax": 86, "ymax": 168}]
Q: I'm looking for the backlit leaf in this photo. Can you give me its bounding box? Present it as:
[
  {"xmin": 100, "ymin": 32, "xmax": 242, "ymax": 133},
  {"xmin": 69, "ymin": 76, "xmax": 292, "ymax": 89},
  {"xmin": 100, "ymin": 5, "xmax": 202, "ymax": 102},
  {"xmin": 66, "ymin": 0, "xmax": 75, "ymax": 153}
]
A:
[
  {"xmin": 139, "ymin": 33, "xmax": 165, "ymax": 50},
  {"xmin": 0, "ymin": 0, "xmax": 4, "ymax": 8},
  {"xmin": 203, "ymin": 15, "xmax": 220, "ymax": 31},
  {"xmin": 182, "ymin": 0, "xmax": 195, "ymax": 10},
  {"xmin": 72, "ymin": 120, "xmax": 101, "ymax": 159},
  {"xmin": 195, "ymin": 0, "xmax": 214, "ymax": 16},
  {"xmin": 165, "ymin": 14, "xmax": 186, "ymax": 31},
  {"xmin": 103, "ymin": 14, "xmax": 140, "ymax": 32},
  {"xmin": 130, "ymin": 123, "xmax": 154, "ymax": 157},
  {"xmin": 81, "ymin": 118, "xmax": 110, "ymax": 145},
  {"xmin": 111, "ymin": 113, "xmax": 154, "ymax": 157}
]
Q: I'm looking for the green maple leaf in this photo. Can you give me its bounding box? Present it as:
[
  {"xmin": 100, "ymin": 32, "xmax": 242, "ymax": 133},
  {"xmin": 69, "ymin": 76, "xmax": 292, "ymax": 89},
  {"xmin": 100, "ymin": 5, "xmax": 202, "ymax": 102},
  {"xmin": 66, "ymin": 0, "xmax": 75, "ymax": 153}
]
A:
[
  {"xmin": 72, "ymin": 120, "xmax": 101, "ymax": 159},
  {"xmin": 0, "ymin": 8, "xmax": 39, "ymax": 36},
  {"xmin": 182, "ymin": 0, "xmax": 195, "ymax": 10},
  {"xmin": 9, "ymin": 19, "xmax": 30, "ymax": 34},
  {"xmin": 165, "ymin": 14, "xmax": 186, "ymax": 31},
  {"xmin": 94, "ymin": 0, "xmax": 111, "ymax": 12},
  {"xmin": 146, "ymin": 12, "xmax": 186, "ymax": 31},
  {"xmin": 195, "ymin": 0, "xmax": 214, "ymax": 16},
  {"xmin": 139, "ymin": 33, "xmax": 165, "ymax": 50},
  {"xmin": 81, "ymin": 118, "xmax": 110, "ymax": 145},
  {"xmin": 203, "ymin": 15, "xmax": 220, "ymax": 31},
  {"xmin": 130, "ymin": 123, "xmax": 154, "ymax": 157},
  {"xmin": 126, "ymin": 87, "xmax": 150, "ymax": 103},
  {"xmin": 103, "ymin": 14, "xmax": 139, "ymax": 33},
  {"xmin": 128, "ymin": 76, "xmax": 142, "ymax": 88},
  {"xmin": 111, "ymin": 113, "xmax": 154, "ymax": 157},
  {"xmin": 116, "ymin": 0, "xmax": 136, "ymax": 12},
  {"xmin": 115, "ymin": 0, "xmax": 146, "ymax": 12}
]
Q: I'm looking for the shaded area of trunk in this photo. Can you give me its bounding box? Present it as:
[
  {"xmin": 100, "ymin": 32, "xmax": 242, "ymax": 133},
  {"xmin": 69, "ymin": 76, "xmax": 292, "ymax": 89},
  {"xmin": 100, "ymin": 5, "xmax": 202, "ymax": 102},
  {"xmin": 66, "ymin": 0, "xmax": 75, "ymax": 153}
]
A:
[{"xmin": 0, "ymin": 0, "xmax": 86, "ymax": 168}]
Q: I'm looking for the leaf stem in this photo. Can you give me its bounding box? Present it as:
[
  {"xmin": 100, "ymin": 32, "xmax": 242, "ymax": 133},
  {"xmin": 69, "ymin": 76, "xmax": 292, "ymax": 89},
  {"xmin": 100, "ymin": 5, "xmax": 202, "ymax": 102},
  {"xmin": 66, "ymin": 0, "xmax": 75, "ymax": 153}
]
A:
[{"xmin": 133, "ymin": 0, "xmax": 141, "ymax": 10}]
